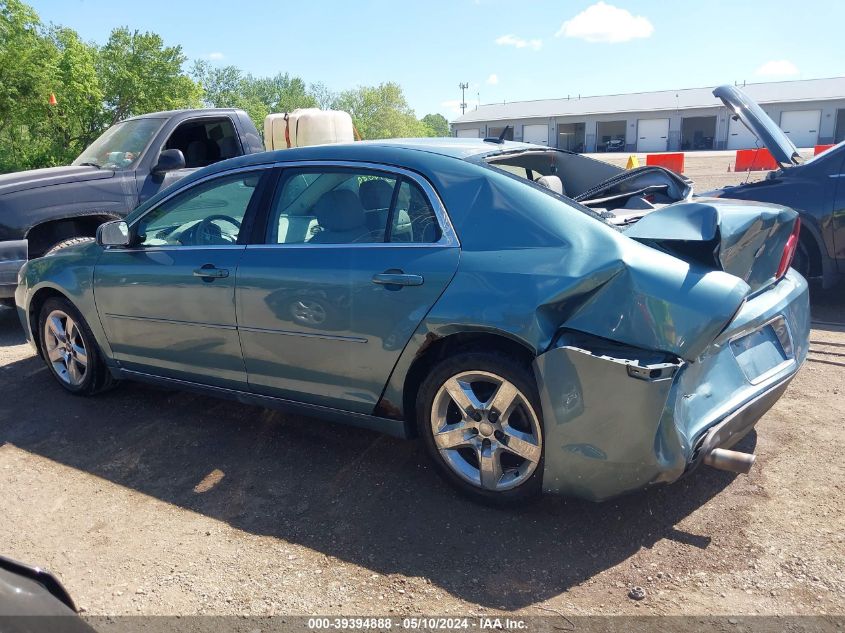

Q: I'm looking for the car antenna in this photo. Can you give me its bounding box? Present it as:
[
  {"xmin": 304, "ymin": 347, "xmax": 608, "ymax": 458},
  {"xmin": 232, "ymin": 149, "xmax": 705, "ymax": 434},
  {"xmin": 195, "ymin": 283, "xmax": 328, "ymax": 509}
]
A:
[{"xmin": 484, "ymin": 125, "xmax": 511, "ymax": 144}]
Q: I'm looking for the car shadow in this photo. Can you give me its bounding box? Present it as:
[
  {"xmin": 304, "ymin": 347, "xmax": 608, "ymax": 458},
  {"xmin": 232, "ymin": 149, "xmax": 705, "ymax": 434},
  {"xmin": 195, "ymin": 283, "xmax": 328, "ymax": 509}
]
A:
[
  {"xmin": 0, "ymin": 305, "xmax": 25, "ymax": 347},
  {"xmin": 0, "ymin": 349, "xmax": 756, "ymax": 609}
]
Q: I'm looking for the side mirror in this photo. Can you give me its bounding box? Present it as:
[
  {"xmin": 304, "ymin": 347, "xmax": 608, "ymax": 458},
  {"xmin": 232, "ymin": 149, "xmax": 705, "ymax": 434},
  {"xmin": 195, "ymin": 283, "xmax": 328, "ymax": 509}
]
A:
[
  {"xmin": 96, "ymin": 220, "xmax": 130, "ymax": 247},
  {"xmin": 152, "ymin": 149, "xmax": 186, "ymax": 174}
]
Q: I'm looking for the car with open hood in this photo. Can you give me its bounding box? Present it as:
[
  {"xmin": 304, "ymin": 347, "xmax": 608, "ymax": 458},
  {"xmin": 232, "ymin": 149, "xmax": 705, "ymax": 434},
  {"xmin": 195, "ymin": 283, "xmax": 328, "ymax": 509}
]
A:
[
  {"xmin": 706, "ymin": 84, "xmax": 845, "ymax": 289},
  {"xmin": 14, "ymin": 138, "xmax": 809, "ymax": 504}
]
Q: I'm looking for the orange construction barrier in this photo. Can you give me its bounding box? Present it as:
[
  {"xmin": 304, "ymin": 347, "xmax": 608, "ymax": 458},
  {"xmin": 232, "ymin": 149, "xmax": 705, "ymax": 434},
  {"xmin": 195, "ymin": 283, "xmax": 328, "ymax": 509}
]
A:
[
  {"xmin": 734, "ymin": 148, "xmax": 778, "ymax": 172},
  {"xmin": 646, "ymin": 152, "xmax": 684, "ymax": 174},
  {"xmin": 814, "ymin": 144, "xmax": 834, "ymax": 155}
]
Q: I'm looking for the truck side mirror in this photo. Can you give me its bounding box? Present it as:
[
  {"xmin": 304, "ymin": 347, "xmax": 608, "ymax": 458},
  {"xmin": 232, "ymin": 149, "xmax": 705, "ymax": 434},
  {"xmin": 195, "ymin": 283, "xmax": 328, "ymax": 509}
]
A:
[
  {"xmin": 96, "ymin": 220, "xmax": 131, "ymax": 247},
  {"xmin": 152, "ymin": 149, "xmax": 186, "ymax": 174}
]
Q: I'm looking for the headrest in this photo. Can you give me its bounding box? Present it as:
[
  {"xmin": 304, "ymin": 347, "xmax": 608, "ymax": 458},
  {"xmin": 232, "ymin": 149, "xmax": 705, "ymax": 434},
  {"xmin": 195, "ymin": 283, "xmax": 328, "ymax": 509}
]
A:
[
  {"xmin": 359, "ymin": 179, "xmax": 394, "ymax": 210},
  {"xmin": 536, "ymin": 175, "xmax": 564, "ymax": 195},
  {"xmin": 314, "ymin": 190, "xmax": 366, "ymax": 231}
]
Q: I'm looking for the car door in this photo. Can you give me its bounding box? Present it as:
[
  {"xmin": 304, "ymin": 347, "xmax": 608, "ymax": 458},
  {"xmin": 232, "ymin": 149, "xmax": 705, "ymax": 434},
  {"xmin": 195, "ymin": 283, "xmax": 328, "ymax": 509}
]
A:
[
  {"xmin": 235, "ymin": 162, "xmax": 461, "ymax": 413},
  {"xmin": 94, "ymin": 167, "xmax": 271, "ymax": 389}
]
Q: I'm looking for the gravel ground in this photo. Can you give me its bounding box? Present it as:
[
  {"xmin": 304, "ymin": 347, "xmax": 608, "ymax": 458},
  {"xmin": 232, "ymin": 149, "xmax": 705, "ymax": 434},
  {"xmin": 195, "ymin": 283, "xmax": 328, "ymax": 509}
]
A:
[{"xmin": 0, "ymin": 161, "xmax": 843, "ymax": 618}]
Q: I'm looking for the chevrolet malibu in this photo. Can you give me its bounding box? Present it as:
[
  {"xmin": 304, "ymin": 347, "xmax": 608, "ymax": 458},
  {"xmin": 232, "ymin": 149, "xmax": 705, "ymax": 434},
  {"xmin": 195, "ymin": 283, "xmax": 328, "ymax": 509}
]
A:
[{"xmin": 14, "ymin": 139, "xmax": 810, "ymax": 504}]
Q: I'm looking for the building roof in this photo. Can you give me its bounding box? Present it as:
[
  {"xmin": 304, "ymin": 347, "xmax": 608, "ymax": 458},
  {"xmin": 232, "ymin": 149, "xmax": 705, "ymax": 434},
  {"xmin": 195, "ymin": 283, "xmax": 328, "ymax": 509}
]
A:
[{"xmin": 452, "ymin": 77, "xmax": 845, "ymax": 124}]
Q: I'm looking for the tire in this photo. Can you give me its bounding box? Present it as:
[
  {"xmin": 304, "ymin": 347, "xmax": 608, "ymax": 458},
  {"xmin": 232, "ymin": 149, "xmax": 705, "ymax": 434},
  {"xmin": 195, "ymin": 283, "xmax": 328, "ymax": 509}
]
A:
[
  {"xmin": 792, "ymin": 238, "xmax": 812, "ymax": 280},
  {"xmin": 38, "ymin": 297, "xmax": 117, "ymax": 395},
  {"xmin": 416, "ymin": 351, "xmax": 544, "ymax": 505},
  {"xmin": 45, "ymin": 236, "xmax": 96, "ymax": 256}
]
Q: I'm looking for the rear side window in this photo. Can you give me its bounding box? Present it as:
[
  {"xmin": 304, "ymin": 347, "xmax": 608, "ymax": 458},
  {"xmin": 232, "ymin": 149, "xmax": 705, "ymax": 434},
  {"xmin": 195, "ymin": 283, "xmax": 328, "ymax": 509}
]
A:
[
  {"xmin": 390, "ymin": 180, "xmax": 441, "ymax": 243},
  {"xmin": 265, "ymin": 168, "xmax": 442, "ymax": 245}
]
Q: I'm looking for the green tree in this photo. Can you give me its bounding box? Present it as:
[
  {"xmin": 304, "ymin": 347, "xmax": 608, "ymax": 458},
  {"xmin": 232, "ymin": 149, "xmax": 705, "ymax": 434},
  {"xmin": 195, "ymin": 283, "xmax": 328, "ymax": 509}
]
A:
[
  {"xmin": 309, "ymin": 81, "xmax": 337, "ymax": 110},
  {"xmin": 193, "ymin": 61, "xmax": 317, "ymax": 131},
  {"xmin": 334, "ymin": 82, "xmax": 427, "ymax": 139},
  {"xmin": 98, "ymin": 27, "xmax": 201, "ymax": 125},
  {"xmin": 49, "ymin": 26, "xmax": 103, "ymax": 152},
  {"xmin": 0, "ymin": 0, "xmax": 58, "ymax": 169},
  {"xmin": 421, "ymin": 113, "xmax": 450, "ymax": 137}
]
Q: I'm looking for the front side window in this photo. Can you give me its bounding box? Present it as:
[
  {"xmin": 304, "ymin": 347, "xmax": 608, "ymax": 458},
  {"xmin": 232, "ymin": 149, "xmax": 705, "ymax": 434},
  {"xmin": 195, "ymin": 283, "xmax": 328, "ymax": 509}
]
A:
[
  {"xmin": 266, "ymin": 167, "xmax": 441, "ymax": 245},
  {"xmin": 137, "ymin": 171, "xmax": 262, "ymax": 247},
  {"xmin": 163, "ymin": 117, "xmax": 241, "ymax": 168}
]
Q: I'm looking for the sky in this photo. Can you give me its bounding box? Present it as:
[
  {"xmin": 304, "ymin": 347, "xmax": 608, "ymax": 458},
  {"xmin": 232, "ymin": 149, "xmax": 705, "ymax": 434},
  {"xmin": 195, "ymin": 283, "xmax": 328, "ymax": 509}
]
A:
[{"xmin": 27, "ymin": 0, "xmax": 845, "ymax": 122}]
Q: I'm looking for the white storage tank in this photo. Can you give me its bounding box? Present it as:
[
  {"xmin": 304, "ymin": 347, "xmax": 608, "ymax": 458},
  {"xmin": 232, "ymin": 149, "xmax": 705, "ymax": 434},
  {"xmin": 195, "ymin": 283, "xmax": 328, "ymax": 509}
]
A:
[{"xmin": 264, "ymin": 109, "xmax": 355, "ymax": 150}]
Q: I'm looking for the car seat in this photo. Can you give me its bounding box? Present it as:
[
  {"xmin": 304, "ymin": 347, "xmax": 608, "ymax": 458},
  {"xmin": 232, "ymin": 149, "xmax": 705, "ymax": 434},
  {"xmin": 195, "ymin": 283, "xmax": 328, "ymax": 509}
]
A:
[{"xmin": 309, "ymin": 190, "xmax": 374, "ymax": 244}]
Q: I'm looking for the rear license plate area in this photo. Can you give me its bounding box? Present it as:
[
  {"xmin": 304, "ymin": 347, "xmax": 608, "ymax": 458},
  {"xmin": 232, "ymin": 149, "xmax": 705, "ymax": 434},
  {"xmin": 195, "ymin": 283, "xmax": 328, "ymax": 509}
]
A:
[{"xmin": 730, "ymin": 316, "xmax": 794, "ymax": 384}]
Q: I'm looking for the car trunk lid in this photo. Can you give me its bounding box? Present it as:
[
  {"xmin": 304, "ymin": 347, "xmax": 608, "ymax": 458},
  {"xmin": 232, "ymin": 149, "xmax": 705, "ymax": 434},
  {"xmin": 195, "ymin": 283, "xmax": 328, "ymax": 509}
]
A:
[{"xmin": 624, "ymin": 198, "xmax": 800, "ymax": 294}]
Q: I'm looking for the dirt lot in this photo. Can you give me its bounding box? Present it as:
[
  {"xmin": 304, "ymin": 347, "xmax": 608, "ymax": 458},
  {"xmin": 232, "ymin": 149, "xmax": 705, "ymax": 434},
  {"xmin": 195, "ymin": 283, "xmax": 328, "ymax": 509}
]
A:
[{"xmin": 1, "ymin": 160, "xmax": 843, "ymax": 618}]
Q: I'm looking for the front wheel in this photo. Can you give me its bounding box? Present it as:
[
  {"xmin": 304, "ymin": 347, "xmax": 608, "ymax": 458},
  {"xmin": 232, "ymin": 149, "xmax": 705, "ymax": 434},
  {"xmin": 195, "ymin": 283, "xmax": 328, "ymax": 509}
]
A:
[
  {"xmin": 38, "ymin": 297, "xmax": 117, "ymax": 395},
  {"xmin": 417, "ymin": 351, "xmax": 544, "ymax": 505}
]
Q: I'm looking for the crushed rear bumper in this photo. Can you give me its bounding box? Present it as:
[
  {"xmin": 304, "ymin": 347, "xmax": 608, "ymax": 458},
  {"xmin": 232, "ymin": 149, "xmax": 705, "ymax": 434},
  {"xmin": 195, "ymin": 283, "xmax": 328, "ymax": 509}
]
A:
[{"xmin": 533, "ymin": 269, "xmax": 809, "ymax": 501}]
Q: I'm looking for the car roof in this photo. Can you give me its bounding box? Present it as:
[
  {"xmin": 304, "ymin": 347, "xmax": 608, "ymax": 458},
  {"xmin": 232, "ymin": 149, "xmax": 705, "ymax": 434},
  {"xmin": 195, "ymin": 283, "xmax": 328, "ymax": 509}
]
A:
[
  {"xmin": 123, "ymin": 108, "xmax": 245, "ymax": 121},
  {"xmin": 198, "ymin": 138, "xmax": 544, "ymax": 173}
]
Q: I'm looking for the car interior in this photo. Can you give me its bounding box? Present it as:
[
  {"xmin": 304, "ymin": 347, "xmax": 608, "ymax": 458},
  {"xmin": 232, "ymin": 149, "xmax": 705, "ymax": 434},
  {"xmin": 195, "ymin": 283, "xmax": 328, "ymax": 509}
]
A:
[
  {"xmin": 485, "ymin": 149, "xmax": 693, "ymax": 223},
  {"xmin": 163, "ymin": 117, "xmax": 242, "ymax": 168},
  {"xmin": 270, "ymin": 171, "xmax": 440, "ymax": 244},
  {"xmin": 137, "ymin": 173, "xmax": 260, "ymax": 246}
]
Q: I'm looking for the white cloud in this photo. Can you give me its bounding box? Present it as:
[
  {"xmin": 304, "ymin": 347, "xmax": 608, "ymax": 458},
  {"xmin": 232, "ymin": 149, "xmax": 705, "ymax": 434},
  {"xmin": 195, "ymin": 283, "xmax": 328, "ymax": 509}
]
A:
[
  {"xmin": 556, "ymin": 2, "xmax": 654, "ymax": 43},
  {"xmin": 206, "ymin": 52, "xmax": 225, "ymax": 61},
  {"xmin": 495, "ymin": 34, "xmax": 542, "ymax": 51},
  {"xmin": 755, "ymin": 59, "xmax": 799, "ymax": 76},
  {"xmin": 486, "ymin": 74, "xmax": 499, "ymax": 85}
]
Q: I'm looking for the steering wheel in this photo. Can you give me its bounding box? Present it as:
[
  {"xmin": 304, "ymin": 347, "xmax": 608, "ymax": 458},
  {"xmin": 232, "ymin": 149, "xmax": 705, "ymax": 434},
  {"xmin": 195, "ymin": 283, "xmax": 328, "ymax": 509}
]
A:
[{"xmin": 194, "ymin": 214, "xmax": 242, "ymax": 245}]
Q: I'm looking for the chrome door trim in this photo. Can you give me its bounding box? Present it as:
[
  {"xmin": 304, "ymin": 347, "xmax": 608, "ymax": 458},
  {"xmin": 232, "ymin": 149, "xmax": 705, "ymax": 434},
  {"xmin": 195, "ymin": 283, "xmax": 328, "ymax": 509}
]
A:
[
  {"xmin": 104, "ymin": 313, "xmax": 238, "ymax": 330},
  {"xmin": 238, "ymin": 325, "xmax": 368, "ymax": 343}
]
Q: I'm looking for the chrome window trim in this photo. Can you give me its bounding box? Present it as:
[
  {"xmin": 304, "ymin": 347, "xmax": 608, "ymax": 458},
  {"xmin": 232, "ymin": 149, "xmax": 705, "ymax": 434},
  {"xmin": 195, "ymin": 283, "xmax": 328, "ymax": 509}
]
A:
[
  {"xmin": 121, "ymin": 159, "xmax": 460, "ymax": 252},
  {"xmin": 260, "ymin": 160, "xmax": 460, "ymax": 248}
]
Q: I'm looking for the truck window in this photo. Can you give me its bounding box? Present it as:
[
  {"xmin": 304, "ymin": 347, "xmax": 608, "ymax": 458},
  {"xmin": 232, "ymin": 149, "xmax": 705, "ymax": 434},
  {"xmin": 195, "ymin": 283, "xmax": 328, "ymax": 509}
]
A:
[{"xmin": 163, "ymin": 117, "xmax": 241, "ymax": 169}]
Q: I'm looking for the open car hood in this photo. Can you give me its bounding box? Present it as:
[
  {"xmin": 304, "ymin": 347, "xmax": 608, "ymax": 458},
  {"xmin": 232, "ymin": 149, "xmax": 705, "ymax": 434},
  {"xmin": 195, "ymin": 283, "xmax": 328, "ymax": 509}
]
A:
[{"xmin": 713, "ymin": 84, "xmax": 801, "ymax": 167}]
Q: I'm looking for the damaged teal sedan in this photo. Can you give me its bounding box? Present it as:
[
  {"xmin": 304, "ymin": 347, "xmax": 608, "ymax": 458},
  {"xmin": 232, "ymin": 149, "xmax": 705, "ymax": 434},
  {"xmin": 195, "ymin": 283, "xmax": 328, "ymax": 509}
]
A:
[{"xmin": 14, "ymin": 139, "xmax": 809, "ymax": 504}]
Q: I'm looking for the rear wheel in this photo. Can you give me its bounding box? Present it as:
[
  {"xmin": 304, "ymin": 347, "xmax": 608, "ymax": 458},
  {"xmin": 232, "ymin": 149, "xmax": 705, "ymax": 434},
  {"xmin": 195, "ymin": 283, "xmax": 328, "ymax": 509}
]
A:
[
  {"xmin": 792, "ymin": 238, "xmax": 812, "ymax": 280},
  {"xmin": 38, "ymin": 297, "xmax": 117, "ymax": 395},
  {"xmin": 417, "ymin": 351, "xmax": 544, "ymax": 505}
]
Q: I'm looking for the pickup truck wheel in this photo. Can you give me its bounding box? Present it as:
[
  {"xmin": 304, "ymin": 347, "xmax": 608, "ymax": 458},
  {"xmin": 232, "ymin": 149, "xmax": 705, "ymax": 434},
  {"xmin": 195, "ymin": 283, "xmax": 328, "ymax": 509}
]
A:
[
  {"xmin": 45, "ymin": 237, "xmax": 96, "ymax": 256},
  {"xmin": 38, "ymin": 297, "xmax": 117, "ymax": 396},
  {"xmin": 417, "ymin": 351, "xmax": 544, "ymax": 505}
]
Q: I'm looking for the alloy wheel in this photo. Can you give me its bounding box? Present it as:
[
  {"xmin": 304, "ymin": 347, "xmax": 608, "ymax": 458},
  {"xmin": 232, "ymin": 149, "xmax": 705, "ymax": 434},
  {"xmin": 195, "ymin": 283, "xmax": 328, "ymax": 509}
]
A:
[
  {"xmin": 430, "ymin": 370, "xmax": 542, "ymax": 492},
  {"xmin": 43, "ymin": 309, "xmax": 88, "ymax": 386}
]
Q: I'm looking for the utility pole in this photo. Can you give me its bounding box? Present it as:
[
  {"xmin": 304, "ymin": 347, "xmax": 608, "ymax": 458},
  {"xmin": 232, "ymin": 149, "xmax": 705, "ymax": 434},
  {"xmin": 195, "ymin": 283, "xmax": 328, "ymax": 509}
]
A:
[{"xmin": 459, "ymin": 82, "xmax": 469, "ymax": 115}]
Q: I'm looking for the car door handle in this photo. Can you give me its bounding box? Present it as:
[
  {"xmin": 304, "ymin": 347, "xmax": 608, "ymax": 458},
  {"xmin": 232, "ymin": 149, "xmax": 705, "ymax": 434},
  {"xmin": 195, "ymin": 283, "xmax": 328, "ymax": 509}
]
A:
[
  {"xmin": 372, "ymin": 272, "xmax": 424, "ymax": 287},
  {"xmin": 193, "ymin": 265, "xmax": 229, "ymax": 279}
]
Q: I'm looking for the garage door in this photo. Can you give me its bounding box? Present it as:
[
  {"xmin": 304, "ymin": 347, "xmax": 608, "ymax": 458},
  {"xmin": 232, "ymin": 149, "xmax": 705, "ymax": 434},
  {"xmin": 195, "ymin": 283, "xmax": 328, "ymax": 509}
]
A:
[
  {"xmin": 636, "ymin": 118, "xmax": 669, "ymax": 152},
  {"xmin": 728, "ymin": 116, "xmax": 760, "ymax": 150},
  {"xmin": 523, "ymin": 124, "xmax": 549, "ymax": 145},
  {"xmin": 456, "ymin": 128, "xmax": 480, "ymax": 138},
  {"xmin": 780, "ymin": 110, "xmax": 821, "ymax": 148}
]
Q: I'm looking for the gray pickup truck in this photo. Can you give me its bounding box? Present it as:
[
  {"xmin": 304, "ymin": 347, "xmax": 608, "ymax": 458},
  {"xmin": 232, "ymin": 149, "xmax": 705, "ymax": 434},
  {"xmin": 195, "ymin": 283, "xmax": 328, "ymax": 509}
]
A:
[{"xmin": 0, "ymin": 108, "xmax": 263, "ymax": 303}]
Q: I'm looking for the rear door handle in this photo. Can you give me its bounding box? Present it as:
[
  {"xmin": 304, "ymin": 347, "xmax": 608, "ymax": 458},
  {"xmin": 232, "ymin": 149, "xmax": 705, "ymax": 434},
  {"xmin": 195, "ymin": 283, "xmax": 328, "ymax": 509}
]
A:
[
  {"xmin": 372, "ymin": 272, "xmax": 424, "ymax": 287},
  {"xmin": 193, "ymin": 264, "xmax": 229, "ymax": 279}
]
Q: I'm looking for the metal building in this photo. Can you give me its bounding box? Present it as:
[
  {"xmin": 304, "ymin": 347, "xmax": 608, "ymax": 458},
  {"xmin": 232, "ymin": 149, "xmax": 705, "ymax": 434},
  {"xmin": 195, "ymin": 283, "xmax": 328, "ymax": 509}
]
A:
[{"xmin": 451, "ymin": 77, "xmax": 845, "ymax": 152}]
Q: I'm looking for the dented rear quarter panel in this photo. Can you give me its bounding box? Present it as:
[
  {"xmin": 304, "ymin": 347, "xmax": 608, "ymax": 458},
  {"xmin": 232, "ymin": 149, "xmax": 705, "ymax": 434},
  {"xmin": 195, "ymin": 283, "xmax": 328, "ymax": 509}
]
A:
[{"xmin": 381, "ymin": 154, "xmax": 809, "ymax": 499}]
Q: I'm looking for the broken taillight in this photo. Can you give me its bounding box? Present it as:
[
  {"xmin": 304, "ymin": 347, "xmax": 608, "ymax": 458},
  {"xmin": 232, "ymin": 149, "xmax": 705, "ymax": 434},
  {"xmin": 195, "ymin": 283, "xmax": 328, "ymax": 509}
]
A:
[{"xmin": 776, "ymin": 217, "xmax": 801, "ymax": 280}]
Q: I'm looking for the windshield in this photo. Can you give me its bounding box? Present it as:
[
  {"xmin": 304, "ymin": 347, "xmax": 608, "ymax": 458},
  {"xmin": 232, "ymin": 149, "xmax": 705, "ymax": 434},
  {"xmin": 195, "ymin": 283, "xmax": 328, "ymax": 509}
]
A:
[{"xmin": 72, "ymin": 118, "xmax": 165, "ymax": 169}]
